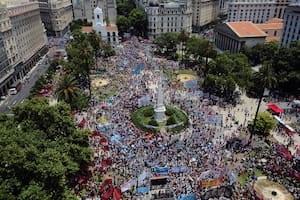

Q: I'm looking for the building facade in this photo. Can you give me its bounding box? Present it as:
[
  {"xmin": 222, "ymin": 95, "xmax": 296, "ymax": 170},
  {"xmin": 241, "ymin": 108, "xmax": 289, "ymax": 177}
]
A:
[
  {"xmin": 227, "ymin": 0, "xmax": 289, "ymax": 24},
  {"xmin": 214, "ymin": 22, "xmax": 267, "ymax": 53},
  {"xmin": 192, "ymin": 0, "xmax": 219, "ymax": 29},
  {"xmin": 256, "ymin": 18, "xmax": 283, "ymax": 42},
  {"xmin": 219, "ymin": 0, "xmax": 229, "ymax": 15},
  {"xmin": 36, "ymin": 0, "xmax": 73, "ymax": 36},
  {"xmin": 0, "ymin": 32, "xmax": 10, "ymax": 96},
  {"xmin": 73, "ymin": 0, "xmax": 117, "ymax": 25},
  {"xmin": 0, "ymin": 0, "xmax": 47, "ymax": 96},
  {"xmin": 144, "ymin": 0, "xmax": 193, "ymax": 39},
  {"xmin": 81, "ymin": 7, "xmax": 119, "ymax": 43},
  {"xmin": 280, "ymin": 1, "xmax": 300, "ymax": 47}
]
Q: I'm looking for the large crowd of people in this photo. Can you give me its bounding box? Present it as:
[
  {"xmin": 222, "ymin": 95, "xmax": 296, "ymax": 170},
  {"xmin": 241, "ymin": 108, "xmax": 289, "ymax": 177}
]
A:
[{"xmin": 73, "ymin": 37, "xmax": 299, "ymax": 200}]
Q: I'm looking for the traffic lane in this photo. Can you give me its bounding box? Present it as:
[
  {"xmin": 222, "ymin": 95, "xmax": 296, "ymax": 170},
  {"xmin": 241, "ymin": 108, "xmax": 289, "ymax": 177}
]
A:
[{"xmin": 0, "ymin": 63, "xmax": 50, "ymax": 113}]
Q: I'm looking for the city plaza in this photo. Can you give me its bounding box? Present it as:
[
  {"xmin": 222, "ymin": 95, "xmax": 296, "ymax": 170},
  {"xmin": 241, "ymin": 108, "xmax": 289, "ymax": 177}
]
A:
[{"xmin": 72, "ymin": 37, "xmax": 300, "ymax": 200}]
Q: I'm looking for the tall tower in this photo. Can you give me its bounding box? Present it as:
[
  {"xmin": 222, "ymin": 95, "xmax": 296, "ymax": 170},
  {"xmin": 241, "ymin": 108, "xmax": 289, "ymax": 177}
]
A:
[
  {"xmin": 154, "ymin": 71, "xmax": 166, "ymax": 123},
  {"xmin": 93, "ymin": 7, "xmax": 107, "ymax": 38}
]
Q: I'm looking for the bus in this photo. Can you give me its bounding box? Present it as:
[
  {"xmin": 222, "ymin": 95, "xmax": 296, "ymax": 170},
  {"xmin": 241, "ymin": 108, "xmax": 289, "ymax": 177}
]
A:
[{"xmin": 9, "ymin": 80, "xmax": 22, "ymax": 95}]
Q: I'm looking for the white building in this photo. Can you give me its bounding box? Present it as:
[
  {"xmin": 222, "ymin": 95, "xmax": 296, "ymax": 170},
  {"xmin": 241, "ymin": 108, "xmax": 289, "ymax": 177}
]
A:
[
  {"xmin": 192, "ymin": 0, "xmax": 220, "ymax": 29},
  {"xmin": 280, "ymin": 1, "xmax": 300, "ymax": 47},
  {"xmin": 36, "ymin": 0, "xmax": 73, "ymax": 36},
  {"xmin": 73, "ymin": 0, "xmax": 117, "ymax": 25},
  {"xmin": 82, "ymin": 7, "xmax": 119, "ymax": 43},
  {"xmin": 144, "ymin": 0, "xmax": 192, "ymax": 39},
  {"xmin": 227, "ymin": 0, "xmax": 289, "ymax": 24}
]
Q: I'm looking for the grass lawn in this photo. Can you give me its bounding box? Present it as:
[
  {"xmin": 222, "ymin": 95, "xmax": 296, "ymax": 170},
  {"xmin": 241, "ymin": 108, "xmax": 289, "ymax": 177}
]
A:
[
  {"xmin": 178, "ymin": 69, "xmax": 197, "ymax": 76},
  {"xmin": 237, "ymin": 169, "xmax": 265, "ymax": 186}
]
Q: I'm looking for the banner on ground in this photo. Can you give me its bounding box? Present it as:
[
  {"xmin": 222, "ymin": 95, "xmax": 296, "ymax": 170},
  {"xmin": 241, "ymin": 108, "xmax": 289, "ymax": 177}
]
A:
[
  {"xmin": 183, "ymin": 80, "xmax": 197, "ymax": 88},
  {"xmin": 200, "ymin": 179, "xmax": 221, "ymax": 188},
  {"xmin": 171, "ymin": 166, "xmax": 188, "ymax": 173},
  {"xmin": 138, "ymin": 170, "xmax": 150, "ymax": 184},
  {"xmin": 121, "ymin": 178, "xmax": 136, "ymax": 192},
  {"xmin": 137, "ymin": 187, "xmax": 150, "ymax": 193},
  {"xmin": 154, "ymin": 167, "xmax": 169, "ymax": 175},
  {"xmin": 179, "ymin": 193, "xmax": 196, "ymax": 200}
]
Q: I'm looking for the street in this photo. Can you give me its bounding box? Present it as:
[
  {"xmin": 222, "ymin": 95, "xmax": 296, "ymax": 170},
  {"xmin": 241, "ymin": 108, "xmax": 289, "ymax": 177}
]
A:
[{"xmin": 0, "ymin": 57, "xmax": 50, "ymax": 114}]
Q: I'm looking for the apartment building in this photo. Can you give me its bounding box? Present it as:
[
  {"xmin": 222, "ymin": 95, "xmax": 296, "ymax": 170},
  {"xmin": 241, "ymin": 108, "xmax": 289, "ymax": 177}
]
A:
[
  {"xmin": 227, "ymin": 0, "xmax": 289, "ymax": 24},
  {"xmin": 144, "ymin": 0, "xmax": 193, "ymax": 39},
  {"xmin": 192, "ymin": 0, "xmax": 219, "ymax": 29},
  {"xmin": 36, "ymin": 0, "xmax": 73, "ymax": 36},
  {"xmin": 280, "ymin": 1, "xmax": 300, "ymax": 47},
  {"xmin": 0, "ymin": 0, "xmax": 47, "ymax": 96}
]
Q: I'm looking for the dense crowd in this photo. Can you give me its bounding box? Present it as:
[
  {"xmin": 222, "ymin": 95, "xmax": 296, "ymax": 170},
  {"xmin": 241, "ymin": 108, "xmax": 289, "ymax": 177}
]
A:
[{"xmin": 74, "ymin": 37, "xmax": 299, "ymax": 200}]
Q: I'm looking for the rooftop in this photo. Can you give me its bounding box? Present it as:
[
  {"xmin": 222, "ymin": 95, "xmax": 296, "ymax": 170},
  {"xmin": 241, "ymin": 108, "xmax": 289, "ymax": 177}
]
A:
[
  {"xmin": 256, "ymin": 23, "xmax": 283, "ymax": 30},
  {"xmin": 82, "ymin": 26, "xmax": 93, "ymax": 32},
  {"xmin": 226, "ymin": 22, "xmax": 267, "ymax": 38},
  {"xmin": 105, "ymin": 25, "xmax": 118, "ymax": 31}
]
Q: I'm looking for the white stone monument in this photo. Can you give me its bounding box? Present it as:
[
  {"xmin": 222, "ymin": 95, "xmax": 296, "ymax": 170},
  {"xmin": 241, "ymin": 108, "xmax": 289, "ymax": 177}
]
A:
[{"xmin": 154, "ymin": 71, "xmax": 166, "ymax": 123}]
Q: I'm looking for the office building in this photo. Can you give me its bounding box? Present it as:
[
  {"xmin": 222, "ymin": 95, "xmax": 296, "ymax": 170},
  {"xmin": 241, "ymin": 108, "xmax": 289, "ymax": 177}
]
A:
[
  {"xmin": 280, "ymin": 1, "xmax": 300, "ymax": 47},
  {"xmin": 0, "ymin": 0, "xmax": 47, "ymax": 96},
  {"xmin": 227, "ymin": 0, "xmax": 289, "ymax": 24},
  {"xmin": 192, "ymin": 0, "xmax": 220, "ymax": 29},
  {"xmin": 144, "ymin": 0, "xmax": 193, "ymax": 39},
  {"xmin": 36, "ymin": 0, "xmax": 73, "ymax": 36}
]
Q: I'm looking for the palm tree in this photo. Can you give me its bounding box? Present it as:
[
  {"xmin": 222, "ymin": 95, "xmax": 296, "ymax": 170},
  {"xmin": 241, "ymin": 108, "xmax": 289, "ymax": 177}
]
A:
[
  {"xmin": 178, "ymin": 29, "xmax": 189, "ymax": 63},
  {"xmin": 250, "ymin": 61, "xmax": 277, "ymax": 141},
  {"xmin": 55, "ymin": 75, "xmax": 80, "ymax": 105}
]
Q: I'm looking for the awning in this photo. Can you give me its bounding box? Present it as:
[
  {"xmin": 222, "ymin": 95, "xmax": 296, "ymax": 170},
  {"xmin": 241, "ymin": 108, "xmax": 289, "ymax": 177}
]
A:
[{"xmin": 268, "ymin": 104, "xmax": 283, "ymax": 113}]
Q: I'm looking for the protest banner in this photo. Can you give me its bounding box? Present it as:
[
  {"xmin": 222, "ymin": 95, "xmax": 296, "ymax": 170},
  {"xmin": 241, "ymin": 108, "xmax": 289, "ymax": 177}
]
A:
[{"xmin": 200, "ymin": 178, "xmax": 221, "ymax": 188}]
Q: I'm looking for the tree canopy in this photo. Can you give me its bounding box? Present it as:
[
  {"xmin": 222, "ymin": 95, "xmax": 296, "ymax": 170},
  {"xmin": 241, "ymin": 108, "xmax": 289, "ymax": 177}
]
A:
[
  {"xmin": 204, "ymin": 52, "xmax": 252, "ymax": 101},
  {"xmin": 241, "ymin": 41, "xmax": 300, "ymax": 96},
  {"xmin": 154, "ymin": 32, "xmax": 179, "ymax": 60},
  {"xmin": 251, "ymin": 112, "xmax": 276, "ymax": 136},
  {"xmin": 0, "ymin": 98, "xmax": 92, "ymax": 200}
]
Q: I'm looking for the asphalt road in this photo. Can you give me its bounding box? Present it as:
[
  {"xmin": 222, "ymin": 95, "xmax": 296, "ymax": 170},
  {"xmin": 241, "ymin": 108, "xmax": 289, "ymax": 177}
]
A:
[{"xmin": 0, "ymin": 58, "xmax": 50, "ymax": 114}]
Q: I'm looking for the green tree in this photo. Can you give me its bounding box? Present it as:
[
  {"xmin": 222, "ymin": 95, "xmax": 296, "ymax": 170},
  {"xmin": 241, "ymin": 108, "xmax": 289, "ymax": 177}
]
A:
[
  {"xmin": 252, "ymin": 112, "xmax": 276, "ymax": 136},
  {"xmin": 116, "ymin": 15, "xmax": 130, "ymax": 36},
  {"xmin": 87, "ymin": 30, "xmax": 102, "ymax": 65},
  {"xmin": 116, "ymin": 0, "xmax": 135, "ymax": 16},
  {"xmin": 128, "ymin": 8, "xmax": 147, "ymax": 36},
  {"xmin": 55, "ymin": 75, "xmax": 80, "ymax": 107},
  {"xmin": 178, "ymin": 29, "xmax": 189, "ymax": 62},
  {"xmin": 154, "ymin": 32, "xmax": 179, "ymax": 59},
  {"xmin": 1, "ymin": 99, "xmax": 92, "ymax": 199}
]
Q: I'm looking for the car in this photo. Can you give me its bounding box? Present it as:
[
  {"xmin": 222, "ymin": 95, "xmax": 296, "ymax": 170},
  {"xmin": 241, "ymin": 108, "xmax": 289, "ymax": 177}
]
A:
[{"xmin": 0, "ymin": 95, "xmax": 6, "ymax": 100}]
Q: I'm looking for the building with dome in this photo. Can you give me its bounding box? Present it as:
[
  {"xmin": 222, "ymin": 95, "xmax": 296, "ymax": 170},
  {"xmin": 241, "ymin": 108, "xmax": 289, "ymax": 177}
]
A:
[{"xmin": 136, "ymin": 0, "xmax": 192, "ymax": 39}]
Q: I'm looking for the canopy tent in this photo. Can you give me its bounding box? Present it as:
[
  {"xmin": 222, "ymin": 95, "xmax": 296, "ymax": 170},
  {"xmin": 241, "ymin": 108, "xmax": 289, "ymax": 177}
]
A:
[{"xmin": 268, "ymin": 104, "xmax": 283, "ymax": 113}]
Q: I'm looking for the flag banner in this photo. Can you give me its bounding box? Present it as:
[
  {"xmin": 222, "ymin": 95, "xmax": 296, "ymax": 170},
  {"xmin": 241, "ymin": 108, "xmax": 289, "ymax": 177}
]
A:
[
  {"xmin": 137, "ymin": 187, "xmax": 150, "ymax": 193},
  {"xmin": 154, "ymin": 167, "xmax": 169, "ymax": 175},
  {"xmin": 179, "ymin": 193, "xmax": 196, "ymax": 200},
  {"xmin": 183, "ymin": 80, "xmax": 198, "ymax": 88},
  {"xmin": 200, "ymin": 179, "xmax": 221, "ymax": 188},
  {"xmin": 121, "ymin": 178, "xmax": 136, "ymax": 192}
]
